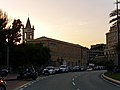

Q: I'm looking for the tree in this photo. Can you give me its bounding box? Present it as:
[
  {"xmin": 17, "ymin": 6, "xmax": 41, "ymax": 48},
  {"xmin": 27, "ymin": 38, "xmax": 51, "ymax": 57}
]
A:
[
  {"xmin": 109, "ymin": 9, "xmax": 120, "ymax": 24},
  {"xmin": 109, "ymin": 2, "xmax": 120, "ymax": 68},
  {"xmin": 10, "ymin": 43, "xmax": 51, "ymax": 68},
  {"xmin": 0, "ymin": 9, "xmax": 23, "ymax": 46},
  {"xmin": 0, "ymin": 9, "xmax": 8, "ymax": 46},
  {"xmin": 6, "ymin": 19, "xmax": 23, "ymax": 45},
  {"xmin": 0, "ymin": 9, "xmax": 23, "ymax": 66},
  {"xmin": 105, "ymin": 60, "xmax": 115, "ymax": 72},
  {"xmin": 0, "ymin": 9, "xmax": 9, "ymax": 65}
]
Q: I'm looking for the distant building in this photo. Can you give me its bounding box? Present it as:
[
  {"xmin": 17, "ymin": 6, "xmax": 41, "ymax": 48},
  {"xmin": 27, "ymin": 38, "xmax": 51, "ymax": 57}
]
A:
[
  {"xmin": 23, "ymin": 18, "xmax": 89, "ymax": 66},
  {"xmin": 89, "ymin": 44, "xmax": 106, "ymax": 62}
]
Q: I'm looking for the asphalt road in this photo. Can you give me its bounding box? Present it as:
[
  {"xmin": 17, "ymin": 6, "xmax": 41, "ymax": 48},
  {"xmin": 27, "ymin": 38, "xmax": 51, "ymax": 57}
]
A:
[{"xmin": 15, "ymin": 70, "xmax": 120, "ymax": 90}]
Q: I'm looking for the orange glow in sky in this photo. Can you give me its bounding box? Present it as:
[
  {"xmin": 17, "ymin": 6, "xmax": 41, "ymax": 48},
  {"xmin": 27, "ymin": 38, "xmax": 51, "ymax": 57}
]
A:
[{"xmin": 0, "ymin": 0, "xmax": 115, "ymax": 48}]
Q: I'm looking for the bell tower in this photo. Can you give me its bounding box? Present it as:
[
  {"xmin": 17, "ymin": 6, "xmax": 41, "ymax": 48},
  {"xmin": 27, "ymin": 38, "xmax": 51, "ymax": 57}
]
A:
[{"xmin": 23, "ymin": 17, "xmax": 35, "ymax": 43}]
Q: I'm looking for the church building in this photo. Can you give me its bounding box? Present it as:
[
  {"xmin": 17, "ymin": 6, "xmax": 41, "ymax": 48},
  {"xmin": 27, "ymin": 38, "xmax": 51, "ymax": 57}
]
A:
[
  {"xmin": 22, "ymin": 18, "xmax": 89, "ymax": 67},
  {"xmin": 23, "ymin": 17, "xmax": 35, "ymax": 43}
]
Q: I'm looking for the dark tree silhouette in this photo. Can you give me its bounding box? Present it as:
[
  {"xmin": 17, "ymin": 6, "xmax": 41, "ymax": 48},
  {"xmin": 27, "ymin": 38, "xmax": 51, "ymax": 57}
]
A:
[
  {"xmin": 6, "ymin": 19, "xmax": 23, "ymax": 45},
  {"xmin": 0, "ymin": 9, "xmax": 23, "ymax": 66},
  {"xmin": 0, "ymin": 9, "xmax": 8, "ymax": 46},
  {"xmin": 109, "ymin": 9, "xmax": 120, "ymax": 24},
  {"xmin": 0, "ymin": 9, "xmax": 9, "ymax": 65},
  {"xmin": 11, "ymin": 43, "xmax": 51, "ymax": 69}
]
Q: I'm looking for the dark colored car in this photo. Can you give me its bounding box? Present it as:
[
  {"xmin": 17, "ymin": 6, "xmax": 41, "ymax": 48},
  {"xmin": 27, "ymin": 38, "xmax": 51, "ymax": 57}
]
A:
[
  {"xmin": 55, "ymin": 67, "xmax": 60, "ymax": 74},
  {"xmin": 0, "ymin": 78, "xmax": 6, "ymax": 90},
  {"xmin": 80, "ymin": 66, "xmax": 87, "ymax": 71},
  {"xmin": 73, "ymin": 66, "xmax": 81, "ymax": 72}
]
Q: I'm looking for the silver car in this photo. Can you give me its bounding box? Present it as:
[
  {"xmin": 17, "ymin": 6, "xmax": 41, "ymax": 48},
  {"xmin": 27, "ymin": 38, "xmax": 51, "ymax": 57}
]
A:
[
  {"xmin": 42, "ymin": 66, "xmax": 56, "ymax": 75},
  {"xmin": 59, "ymin": 65, "xmax": 68, "ymax": 73}
]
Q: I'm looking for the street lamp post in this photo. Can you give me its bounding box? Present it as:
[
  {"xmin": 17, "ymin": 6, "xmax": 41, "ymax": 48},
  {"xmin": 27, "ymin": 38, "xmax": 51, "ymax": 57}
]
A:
[{"xmin": 7, "ymin": 46, "xmax": 9, "ymax": 68}]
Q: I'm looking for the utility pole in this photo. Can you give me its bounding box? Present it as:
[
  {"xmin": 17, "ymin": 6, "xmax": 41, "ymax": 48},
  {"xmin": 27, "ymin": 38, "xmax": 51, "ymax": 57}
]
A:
[
  {"xmin": 115, "ymin": 0, "xmax": 120, "ymax": 68},
  {"xmin": 7, "ymin": 46, "xmax": 9, "ymax": 68}
]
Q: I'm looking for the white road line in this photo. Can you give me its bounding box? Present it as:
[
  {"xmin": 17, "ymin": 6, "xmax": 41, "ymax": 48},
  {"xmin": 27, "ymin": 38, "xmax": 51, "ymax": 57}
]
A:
[
  {"xmin": 19, "ymin": 88, "xmax": 24, "ymax": 90},
  {"xmin": 77, "ymin": 89, "xmax": 80, "ymax": 90},
  {"xmin": 31, "ymin": 81, "xmax": 35, "ymax": 83},
  {"xmin": 24, "ymin": 85, "xmax": 28, "ymax": 88},
  {"xmin": 72, "ymin": 82, "xmax": 75, "ymax": 86},
  {"xmin": 28, "ymin": 83, "xmax": 31, "ymax": 85},
  {"xmin": 75, "ymin": 76, "xmax": 77, "ymax": 78},
  {"xmin": 72, "ymin": 78, "xmax": 74, "ymax": 81}
]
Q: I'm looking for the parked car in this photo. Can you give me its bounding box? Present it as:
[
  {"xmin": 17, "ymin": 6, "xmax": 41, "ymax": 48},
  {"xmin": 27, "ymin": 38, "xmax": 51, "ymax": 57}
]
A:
[
  {"xmin": 59, "ymin": 65, "xmax": 68, "ymax": 73},
  {"xmin": 94, "ymin": 66, "xmax": 105, "ymax": 70},
  {"xmin": 55, "ymin": 67, "xmax": 60, "ymax": 74},
  {"xmin": 87, "ymin": 66, "xmax": 93, "ymax": 71},
  {"xmin": 42, "ymin": 66, "xmax": 56, "ymax": 75},
  {"xmin": 73, "ymin": 66, "xmax": 81, "ymax": 72},
  {"xmin": 68, "ymin": 66, "xmax": 73, "ymax": 72},
  {"xmin": 80, "ymin": 66, "xmax": 87, "ymax": 71}
]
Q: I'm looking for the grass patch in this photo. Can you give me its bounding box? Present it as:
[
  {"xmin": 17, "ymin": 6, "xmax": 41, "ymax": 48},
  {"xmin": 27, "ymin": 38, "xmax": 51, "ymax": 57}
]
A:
[{"xmin": 104, "ymin": 72, "xmax": 120, "ymax": 81}]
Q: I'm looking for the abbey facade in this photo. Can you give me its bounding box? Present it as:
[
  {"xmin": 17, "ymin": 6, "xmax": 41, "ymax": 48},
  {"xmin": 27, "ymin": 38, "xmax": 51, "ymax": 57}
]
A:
[{"xmin": 23, "ymin": 18, "xmax": 89, "ymax": 67}]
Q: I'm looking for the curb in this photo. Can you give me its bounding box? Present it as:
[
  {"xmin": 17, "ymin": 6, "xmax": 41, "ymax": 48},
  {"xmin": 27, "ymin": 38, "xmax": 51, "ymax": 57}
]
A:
[
  {"xmin": 12, "ymin": 76, "xmax": 43, "ymax": 90},
  {"xmin": 102, "ymin": 73, "xmax": 120, "ymax": 85},
  {"xmin": 12, "ymin": 81, "xmax": 32, "ymax": 90}
]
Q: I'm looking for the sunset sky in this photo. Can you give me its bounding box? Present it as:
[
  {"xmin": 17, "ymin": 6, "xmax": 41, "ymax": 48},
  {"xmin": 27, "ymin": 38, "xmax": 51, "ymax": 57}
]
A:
[{"xmin": 0, "ymin": 0, "xmax": 116, "ymax": 48}]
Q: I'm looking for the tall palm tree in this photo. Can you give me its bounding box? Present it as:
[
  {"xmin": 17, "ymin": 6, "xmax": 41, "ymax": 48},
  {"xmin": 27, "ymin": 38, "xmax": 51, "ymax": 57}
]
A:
[{"xmin": 109, "ymin": 9, "xmax": 120, "ymax": 24}]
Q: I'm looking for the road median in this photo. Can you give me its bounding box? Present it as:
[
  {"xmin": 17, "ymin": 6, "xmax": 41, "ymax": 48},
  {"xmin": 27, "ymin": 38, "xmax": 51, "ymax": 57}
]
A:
[{"xmin": 102, "ymin": 73, "xmax": 120, "ymax": 85}]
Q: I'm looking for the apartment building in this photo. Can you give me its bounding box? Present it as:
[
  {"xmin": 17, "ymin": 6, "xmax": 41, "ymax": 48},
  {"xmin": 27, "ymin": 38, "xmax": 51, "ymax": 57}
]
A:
[{"xmin": 89, "ymin": 44, "xmax": 106, "ymax": 61}]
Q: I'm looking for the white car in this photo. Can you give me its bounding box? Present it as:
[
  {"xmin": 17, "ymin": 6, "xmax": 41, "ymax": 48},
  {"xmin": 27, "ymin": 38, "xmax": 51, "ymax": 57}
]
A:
[
  {"xmin": 42, "ymin": 66, "xmax": 56, "ymax": 75},
  {"xmin": 59, "ymin": 65, "xmax": 68, "ymax": 73},
  {"xmin": 87, "ymin": 67, "xmax": 93, "ymax": 71}
]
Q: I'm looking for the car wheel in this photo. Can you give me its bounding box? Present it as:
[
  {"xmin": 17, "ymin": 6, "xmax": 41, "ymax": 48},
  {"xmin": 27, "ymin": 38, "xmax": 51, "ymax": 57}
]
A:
[{"xmin": 0, "ymin": 85, "xmax": 6, "ymax": 90}]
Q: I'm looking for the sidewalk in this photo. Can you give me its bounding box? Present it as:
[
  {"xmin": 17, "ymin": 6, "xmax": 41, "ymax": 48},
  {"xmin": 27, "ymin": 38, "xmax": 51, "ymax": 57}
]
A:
[
  {"xmin": 4, "ymin": 73, "xmax": 29, "ymax": 90},
  {"xmin": 5, "ymin": 73, "xmax": 18, "ymax": 81}
]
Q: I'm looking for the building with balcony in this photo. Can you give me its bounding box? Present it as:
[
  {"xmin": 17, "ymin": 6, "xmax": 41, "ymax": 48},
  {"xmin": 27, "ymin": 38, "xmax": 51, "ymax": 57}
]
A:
[{"xmin": 89, "ymin": 44, "xmax": 106, "ymax": 62}]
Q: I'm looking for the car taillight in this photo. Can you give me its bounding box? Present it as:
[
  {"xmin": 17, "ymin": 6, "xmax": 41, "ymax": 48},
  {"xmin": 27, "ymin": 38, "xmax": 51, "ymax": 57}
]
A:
[{"xmin": 0, "ymin": 80, "xmax": 4, "ymax": 83}]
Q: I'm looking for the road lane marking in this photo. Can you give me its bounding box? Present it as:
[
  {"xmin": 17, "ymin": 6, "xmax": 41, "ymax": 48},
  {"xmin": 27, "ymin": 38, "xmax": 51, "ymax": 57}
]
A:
[
  {"xmin": 13, "ymin": 75, "xmax": 56, "ymax": 90},
  {"xmin": 20, "ymin": 88, "xmax": 24, "ymax": 90},
  {"xmin": 72, "ymin": 78, "xmax": 74, "ymax": 81},
  {"xmin": 75, "ymin": 76, "xmax": 77, "ymax": 78},
  {"xmin": 28, "ymin": 83, "xmax": 31, "ymax": 85},
  {"xmin": 77, "ymin": 89, "xmax": 80, "ymax": 90},
  {"xmin": 72, "ymin": 82, "xmax": 75, "ymax": 86},
  {"xmin": 24, "ymin": 85, "xmax": 28, "ymax": 88}
]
